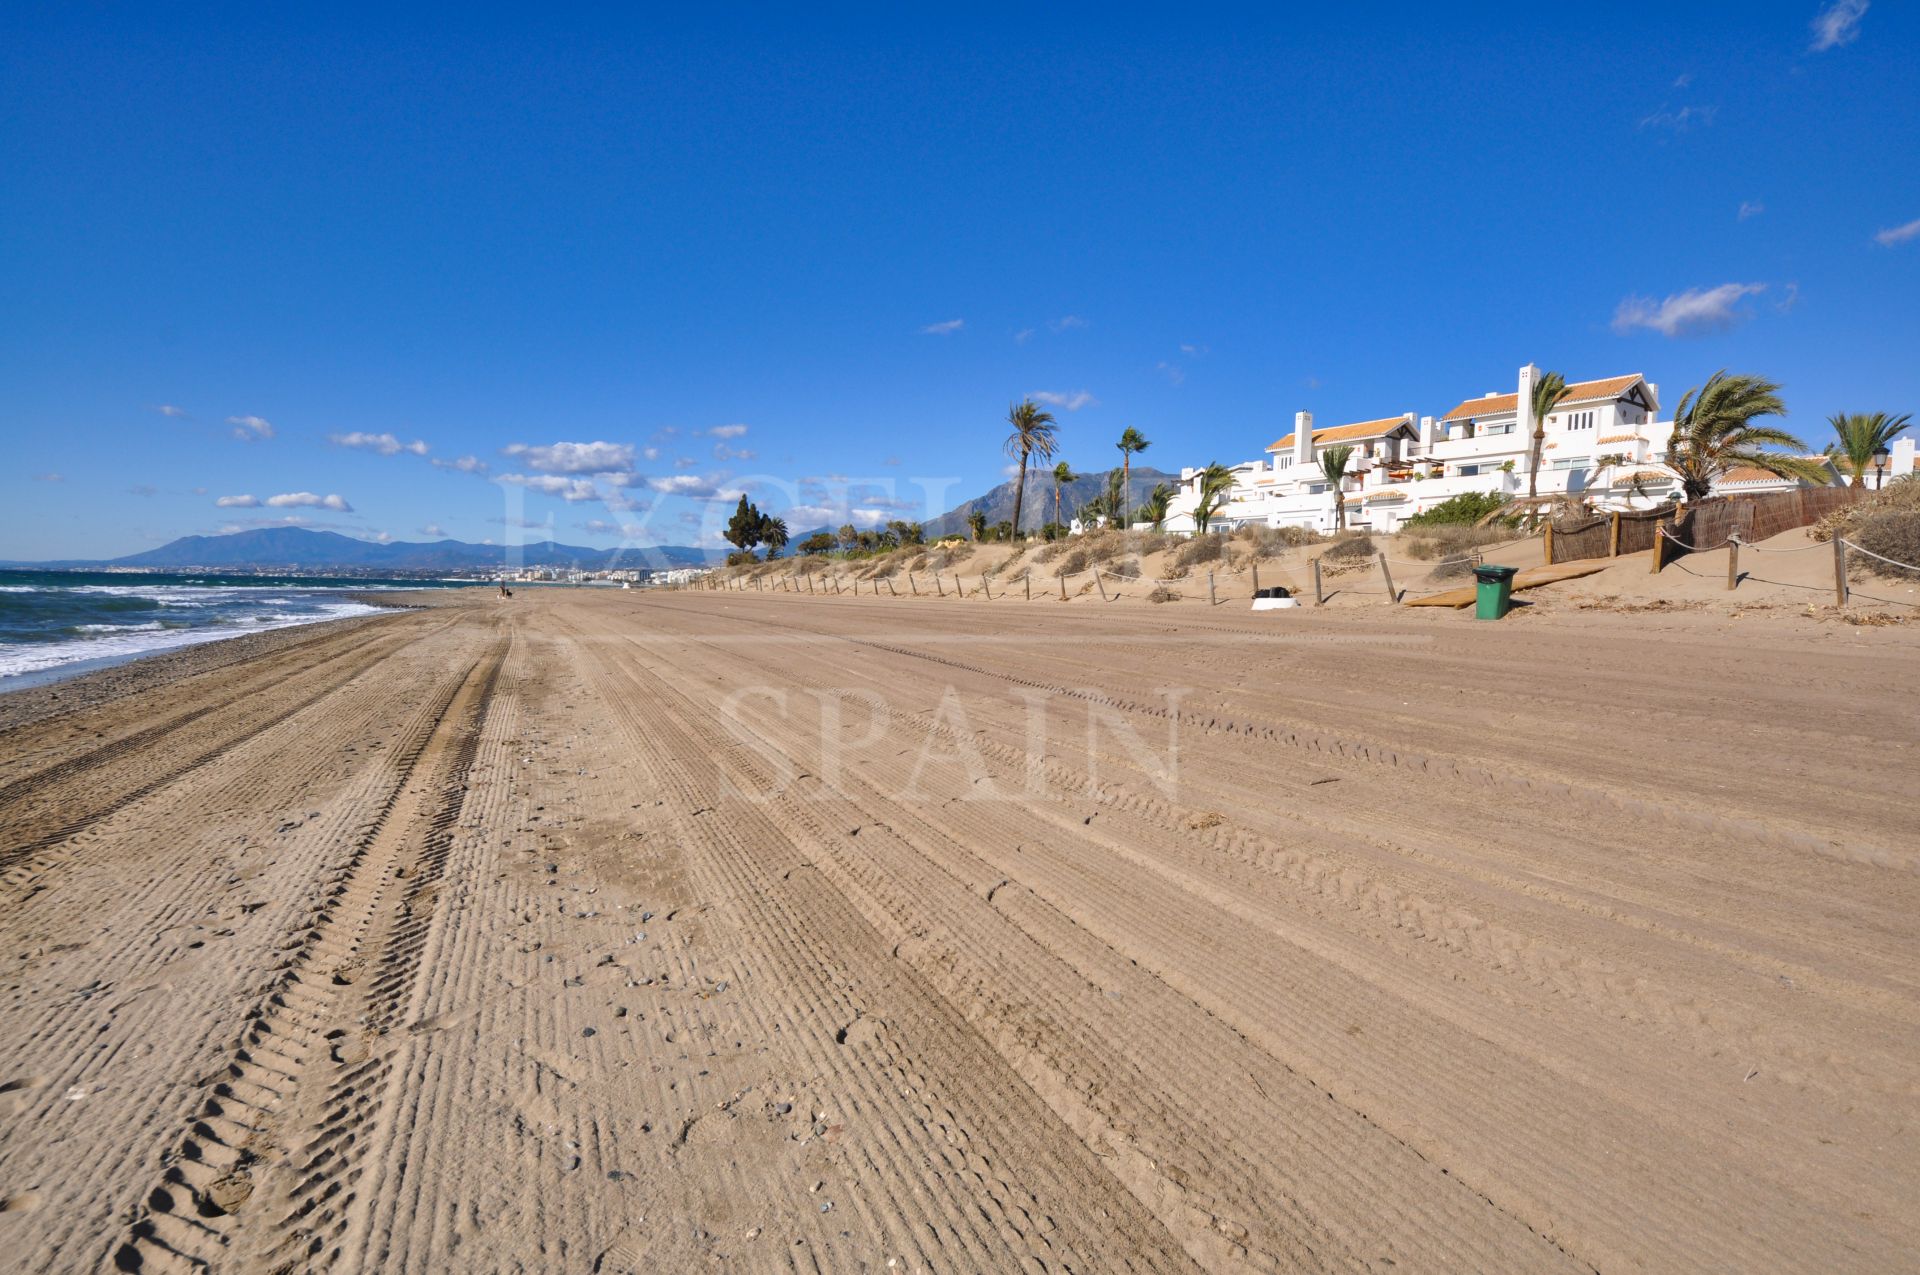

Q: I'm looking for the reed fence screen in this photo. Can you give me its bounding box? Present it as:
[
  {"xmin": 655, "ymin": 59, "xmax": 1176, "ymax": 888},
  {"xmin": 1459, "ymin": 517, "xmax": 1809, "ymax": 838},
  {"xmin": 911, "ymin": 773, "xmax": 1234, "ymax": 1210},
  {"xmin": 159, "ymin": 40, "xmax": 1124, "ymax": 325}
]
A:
[{"xmin": 1547, "ymin": 486, "xmax": 1862, "ymax": 567}]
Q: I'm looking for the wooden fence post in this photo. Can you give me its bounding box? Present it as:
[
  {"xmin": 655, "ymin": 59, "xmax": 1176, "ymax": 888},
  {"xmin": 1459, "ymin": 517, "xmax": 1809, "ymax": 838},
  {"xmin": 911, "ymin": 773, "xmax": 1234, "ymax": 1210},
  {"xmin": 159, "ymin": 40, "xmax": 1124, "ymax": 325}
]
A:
[
  {"xmin": 1726, "ymin": 536, "xmax": 1740, "ymax": 591},
  {"xmin": 1094, "ymin": 572, "xmax": 1109, "ymax": 602},
  {"xmin": 1025, "ymin": 574, "xmax": 1031, "ymax": 601},
  {"xmin": 1543, "ymin": 522, "xmax": 1555, "ymax": 566},
  {"xmin": 1833, "ymin": 534, "xmax": 1848, "ymax": 608},
  {"xmin": 1377, "ymin": 552, "xmax": 1397, "ymax": 605},
  {"xmin": 1650, "ymin": 527, "xmax": 1666, "ymax": 574},
  {"xmin": 1207, "ymin": 571, "xmax": 1216, "ymax": 606},
  {"xmin": 887, "ymin": 577, "xmax": 897, "ymax": 596},
  {"xmin": 981, "ymin": 576, "xmax": 991, "ymax": 601},
  {"xmin": 908, "ymin": 573, "xmax": 918, "ymax": 596},
  {"xmin": 1311, "ymin": 557, "xmax": 1324, "ymax": 605},
  {"xmin": 1058, "ymin": 573, "xmax": 1067, "ymax": 601},
  {"xmin": 1251, "ymin": 563, "xmax": 1260, "ymax": 596},
  {"xmin": 935, "ymin": 573, "xmax": 945, "ymax": 597},
  {"xmin": 1608, "ymin": 512, "xmax": 1622, "ymax": 557}
]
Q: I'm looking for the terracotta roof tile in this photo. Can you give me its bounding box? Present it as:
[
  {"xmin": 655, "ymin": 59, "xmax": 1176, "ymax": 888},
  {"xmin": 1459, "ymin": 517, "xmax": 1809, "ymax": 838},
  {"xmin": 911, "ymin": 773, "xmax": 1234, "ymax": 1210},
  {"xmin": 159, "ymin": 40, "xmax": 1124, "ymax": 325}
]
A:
[
  {"xmin": 1267, "ymin": 415, "xmax": 1413, "ymax": 452},
  {"xmin": 1442, "ymin": 373, "xmax": 1647, "ymax": 422}
]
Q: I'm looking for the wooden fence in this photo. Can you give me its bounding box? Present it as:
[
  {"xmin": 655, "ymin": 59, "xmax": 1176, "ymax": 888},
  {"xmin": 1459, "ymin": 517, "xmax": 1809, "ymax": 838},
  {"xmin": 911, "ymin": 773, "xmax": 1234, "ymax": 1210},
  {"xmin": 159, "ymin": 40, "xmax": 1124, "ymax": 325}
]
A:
[
  {"xmin": 1545, "ymin": 505, "xmax": 1679, "ymax": 565},
  {"xmin": 1547, "ymin": 486, "xmax": 1863, "ymax": 567},
  {"xmin": 1665, "ymin": 486, "xmax": 1861, "ymax": 562}
]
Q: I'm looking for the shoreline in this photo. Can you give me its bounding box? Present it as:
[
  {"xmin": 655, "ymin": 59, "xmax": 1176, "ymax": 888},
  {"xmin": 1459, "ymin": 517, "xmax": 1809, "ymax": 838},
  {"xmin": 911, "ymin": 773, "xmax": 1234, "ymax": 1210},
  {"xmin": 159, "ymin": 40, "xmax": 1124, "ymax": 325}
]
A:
[{"xmin": 0, "ymin": 606, "xmax": 404, "ymax": 732}]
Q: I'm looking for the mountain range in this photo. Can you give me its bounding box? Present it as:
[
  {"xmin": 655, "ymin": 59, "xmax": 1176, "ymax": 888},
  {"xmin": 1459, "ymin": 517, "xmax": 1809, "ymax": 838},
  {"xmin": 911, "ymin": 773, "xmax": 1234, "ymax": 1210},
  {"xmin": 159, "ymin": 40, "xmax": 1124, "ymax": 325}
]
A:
[
  {"xmin": 3, "ymin": 528, "xmax": 722, "ymax": 573},
  {"xmin": 8, "ymin": 467, "xmax": 1187, "ymax": 571},
  {"xmin": 919, "ymin": 465, "xmax": 1176, "ymax": 538}
]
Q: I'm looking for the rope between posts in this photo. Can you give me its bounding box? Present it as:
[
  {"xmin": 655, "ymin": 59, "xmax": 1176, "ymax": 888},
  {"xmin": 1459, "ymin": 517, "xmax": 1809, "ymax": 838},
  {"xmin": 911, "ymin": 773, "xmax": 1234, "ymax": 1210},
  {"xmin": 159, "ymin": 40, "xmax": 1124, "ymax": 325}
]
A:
[
  {"xmin": 1840, "ymin": 539, "xmax": 1920, "ymax": 571},
  {"xmin": 1741, "ymin": 538, "xmax": 1836, "ymax": 554},
  {"xmin": 1655, "ymin": 525, "xmax": 1734, "ymax": 553}
]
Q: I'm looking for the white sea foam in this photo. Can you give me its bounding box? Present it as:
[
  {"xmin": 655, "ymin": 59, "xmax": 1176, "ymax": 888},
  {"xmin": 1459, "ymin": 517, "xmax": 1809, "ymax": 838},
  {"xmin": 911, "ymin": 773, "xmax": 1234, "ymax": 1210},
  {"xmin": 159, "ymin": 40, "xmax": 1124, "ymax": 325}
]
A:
[{"xmin": 0, "ymin": 602, "xmax": 384, "ymax": 680}]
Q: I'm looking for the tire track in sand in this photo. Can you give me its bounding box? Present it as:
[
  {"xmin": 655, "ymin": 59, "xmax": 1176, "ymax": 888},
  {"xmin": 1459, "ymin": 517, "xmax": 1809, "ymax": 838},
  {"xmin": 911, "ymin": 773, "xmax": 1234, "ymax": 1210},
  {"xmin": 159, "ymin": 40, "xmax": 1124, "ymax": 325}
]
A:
[{"xmin": 110, "ymin": 636, "xmax": 506, "ymax": 1274}]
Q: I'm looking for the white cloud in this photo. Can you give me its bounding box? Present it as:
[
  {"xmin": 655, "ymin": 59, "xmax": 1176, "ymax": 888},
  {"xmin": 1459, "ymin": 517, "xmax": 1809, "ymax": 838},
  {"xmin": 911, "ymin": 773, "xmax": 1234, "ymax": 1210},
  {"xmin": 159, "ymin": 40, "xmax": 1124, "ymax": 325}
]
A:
[
  {"xmin": 35, "ymin": 471, "xmax": 63, "ymax": 482},
  {"xmin": 215, "ymin": 494, "xmax": 259, "ymax": 507},
  {"xmin": 920, "ymin": 318, "xmax": 965, "ymax": 335},
  {"xmin": 265, "ymin": 491, "xmax": 353, "ymax": 511},
  {"xmin": 1673, "ymin": 73, "xmax": 1693, "ymax": 88},
  {"xmin": 128, "ymin": 483, "xmax": 158, "ymax": 496},
  {"xmin": 227, "ymin": 414, "xmax": 275, "ymax": 441},
  {"xmin": 419, "ymin": 523, "xmax": 447, "ymax": 537},
  {"xmin": 1738, "ymin": 201, "xmax": 1765, "ymax": 221},
  {"xmin": 431, "ymin": 454, "xmax": 489, "ymax": 475},
  {"xmin": 1157, "ymin": 361, "xmax": 1186, "ymax": 386},
  {"xmin": 1049, "ymin": 315, "xmax": 1087, "ymax": 332},
  {"xmin": 495, "ymin": 473, "xmax": 607, "ymax": 502},
  {"xmin": 331, "ymin": 431, "xmax": 428, "ymax": 457},
  {"xmin": 1811, "ymin": 0, "xmax": 1868, "ymax": 51},
  {"xmin": 154, "ymin": 404, "xmax": 189, "ymax": 419},
  {"xmin": 1639, "ymin": 104, "xmax": 1717, "ymax": 132},
  {"xmin": 492, "ymin": 515, "xmax": 555, "ymax": 530},
  {"xmin": 1179, "ymin": 342, "xmax": 1208, "ymax": 355},
  {"xmin": 642, "ymin": 446, "xmax": 661, "ymax": 461},
  {"xmin": 1611, "ymin": 283, "xmax": 1767, "ymax": 337},
  {"xmin": 1013, "ymin": 328, "xmax": 1035, "ymax": 344},
  {"xmin": 367, "ymin": 530, "xmax": 393, "ymax": 544},
  {"xmin": 705, "ymin": 423, "xmax": 749, "ymax": 439},
  {"xmin": 1031, "ymin": 390, "xmax": 1098, "ymax": 411},
  {"xmin": 646, "ymin": 474, "xmax": 726, "ymax": 497},
  {"xmin": 501, "ymin": 440, "xmax": 635, "ymax": 474},
  {"xmin": 1874, "ymin": 217, "xmax": 1920, "ymax": 247},
  {"xmin": 713, "ymin": 442, "xmax": 757, "ymax": 461}
]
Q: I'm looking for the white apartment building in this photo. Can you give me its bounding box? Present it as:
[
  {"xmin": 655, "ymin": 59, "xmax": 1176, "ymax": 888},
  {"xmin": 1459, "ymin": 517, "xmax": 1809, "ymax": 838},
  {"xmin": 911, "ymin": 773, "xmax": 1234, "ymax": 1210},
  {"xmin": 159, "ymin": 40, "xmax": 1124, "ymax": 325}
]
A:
[{"xmin": 1166, "ymin": 365, "xmax": 1773, "ymax": 535}]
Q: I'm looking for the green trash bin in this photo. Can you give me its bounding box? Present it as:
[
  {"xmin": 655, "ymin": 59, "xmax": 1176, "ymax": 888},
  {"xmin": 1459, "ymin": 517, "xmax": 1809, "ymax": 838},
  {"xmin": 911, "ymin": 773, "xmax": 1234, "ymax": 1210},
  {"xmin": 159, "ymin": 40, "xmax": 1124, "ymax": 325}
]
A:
[{"xmin": 1472, "ymin": 564, "xmax": 1518, "ymax": 620}]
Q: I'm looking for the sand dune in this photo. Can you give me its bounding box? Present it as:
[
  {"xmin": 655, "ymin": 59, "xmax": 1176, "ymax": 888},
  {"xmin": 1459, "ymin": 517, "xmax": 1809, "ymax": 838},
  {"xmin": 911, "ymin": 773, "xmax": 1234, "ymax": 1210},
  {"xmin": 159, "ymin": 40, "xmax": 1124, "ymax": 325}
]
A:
[{"xmin": 1, "ymin": 590, "xmax": 1915, "ymax": 1272}]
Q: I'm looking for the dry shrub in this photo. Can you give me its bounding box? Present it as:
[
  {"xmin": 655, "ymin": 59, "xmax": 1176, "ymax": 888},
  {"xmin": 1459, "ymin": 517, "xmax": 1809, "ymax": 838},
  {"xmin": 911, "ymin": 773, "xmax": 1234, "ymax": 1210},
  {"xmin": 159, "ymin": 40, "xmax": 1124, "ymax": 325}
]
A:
[
  {"xmin": 1322, "ymin": 531, "xmax": 1376, "ymax": 561},
  {"xmin": 1147, "ymin": 584, "xmax": 1178, "ymax": 603},
  {"xmin": 1172, "ymin": 535, "xmax": 1227, "ymax": 570},
  {"xmin": 1815, "ymin": 476, "xmax": 1920, "ymax": 542},
  {"xmin": 1057, "ymin": 547, "xmax": 1090, "ymax": 575},
  {"xmin": 1131, "ymin": 531, "xmax": 1170, "ymax": 558},
  {"xmin": 1426, "ymin": 556, "xmax": 1477, "ymax": 582},
  {"xmin": 1239, "ymin": 525, "xmax": 1321, "ymax": 558},
  {"xmin": 1079, "ymin": 530, "xmax": 1133, "ymax": 566},
  {"xmin": 907, "ymin": 553, "xmax": 928, "ymax": 571},
  {"xmin": 1848, "ymin": 510, "xmax": 1920, "ymax": 580},
  {"xmin": 1106, "ymin": 559, "xmax": 1141, "ymax": 579},
  {"xmin": 1400, "ymin": 524, "xmax": 1510, "ymax": 560},
  {"xmin": 1032, "ymin": 538, "xmax": 1070, "ymax": 564}
]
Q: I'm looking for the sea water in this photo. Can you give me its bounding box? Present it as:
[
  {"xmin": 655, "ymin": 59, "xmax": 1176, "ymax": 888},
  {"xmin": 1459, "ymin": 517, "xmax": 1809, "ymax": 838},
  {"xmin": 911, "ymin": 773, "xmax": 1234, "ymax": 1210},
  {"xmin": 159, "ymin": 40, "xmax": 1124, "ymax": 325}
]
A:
[{"xmin": 0, "ymin": 571, "xmax": 472, "ymax": 686}]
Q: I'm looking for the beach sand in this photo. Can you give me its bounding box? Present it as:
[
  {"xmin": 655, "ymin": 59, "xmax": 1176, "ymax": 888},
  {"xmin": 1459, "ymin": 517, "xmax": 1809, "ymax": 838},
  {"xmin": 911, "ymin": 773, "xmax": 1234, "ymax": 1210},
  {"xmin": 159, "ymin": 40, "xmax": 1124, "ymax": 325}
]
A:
[{"xmin": 2, "ymin": 587, "xmax": 1916, "ymax": 1272}]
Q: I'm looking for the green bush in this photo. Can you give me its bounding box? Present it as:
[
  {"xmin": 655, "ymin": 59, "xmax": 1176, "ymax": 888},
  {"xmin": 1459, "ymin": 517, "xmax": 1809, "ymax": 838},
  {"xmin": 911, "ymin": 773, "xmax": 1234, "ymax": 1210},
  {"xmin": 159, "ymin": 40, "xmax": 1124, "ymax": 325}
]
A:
[{"xmin": 1401, "ymin": 492, "xmax": 1512, "ymax": 528}]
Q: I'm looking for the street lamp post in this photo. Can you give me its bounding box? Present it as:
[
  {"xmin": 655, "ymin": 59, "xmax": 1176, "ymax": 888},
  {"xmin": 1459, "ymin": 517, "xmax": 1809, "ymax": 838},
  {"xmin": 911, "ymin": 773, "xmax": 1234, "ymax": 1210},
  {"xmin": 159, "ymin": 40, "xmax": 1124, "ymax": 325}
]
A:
[{"xmin": 1873, "ymin": 444, "xmax": 1891, "ymax": 491}]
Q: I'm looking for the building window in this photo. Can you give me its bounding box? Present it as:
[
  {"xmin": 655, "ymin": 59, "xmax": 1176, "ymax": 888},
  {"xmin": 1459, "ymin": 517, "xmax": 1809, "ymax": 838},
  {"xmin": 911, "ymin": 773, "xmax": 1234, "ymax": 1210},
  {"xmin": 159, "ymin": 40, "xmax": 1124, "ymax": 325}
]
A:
[
  {"xmin": 1277, "ymin": 455, "xmax": 1291, "ymax": 468},
  {"xmin": 1551, "ymin": 457, "xmax": 1587, "ymax": 471},
  {"xmin": 1562, "ymin": 410, "xmax": 1595, "ymax": 430},
  {"xmin": 1481, "ymin": 422, "xmax": 1515, "ymax": 436},
  {"xmin": 1307, "ymin": 483, "xmax": 1327, "ymax": 494}
]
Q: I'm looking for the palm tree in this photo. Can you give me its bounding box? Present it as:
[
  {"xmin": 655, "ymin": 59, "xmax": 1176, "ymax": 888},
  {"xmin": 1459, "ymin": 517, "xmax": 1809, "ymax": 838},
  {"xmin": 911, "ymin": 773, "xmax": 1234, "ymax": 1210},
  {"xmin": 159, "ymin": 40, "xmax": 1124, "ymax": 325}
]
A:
[
  {"xmin": 1103, "ymin": 468, "xmax": 1126, "ymax": 526},
  {"xmin": 1051, "ymin": 461, "xmax": 1075, "ymax": 527},
  {"xmin": 1141, "ymin": 483, "xmax": 1173, "ymax": 530},
  {"xmin": 1661, "ymin": 371, "xmax": 1824, "ymax": 502},
  {"xmin": 1190, "ymin": 463, "xmax": 1235, "ymax": 534},
  {"xmin": 966, "ymin": 509, "xmax": 988, "ymax": 541},
  {"xmin": 1319, "ymin": 445, "xmax": 1354, "ymax": 530},
  {"xmin": 1116, "ymin": 427, "xmax": 1151, "ymax": 526},
  {"xmin": 1004, "ymin": 399, "xmax": 1059, "ymax": 539},
  {"xmin": 1526, "ymin": 370, "xmax": 1571, "ymax": 502},
  {"xmin": 1825, "ymin": 412, "xmax": 1912, "ymax": 488},
  {"xmin": 760, "ymin": 516, "xmax": 789, "ymax": 558}
]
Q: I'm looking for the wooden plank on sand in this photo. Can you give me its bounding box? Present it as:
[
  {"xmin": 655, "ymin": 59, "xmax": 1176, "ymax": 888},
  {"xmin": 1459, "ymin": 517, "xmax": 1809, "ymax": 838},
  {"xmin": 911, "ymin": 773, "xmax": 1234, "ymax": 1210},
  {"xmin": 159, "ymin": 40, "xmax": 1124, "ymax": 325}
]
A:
[{"xmin": 1403, "ymin": 560, "xmax": 1611, "ymax": 608}]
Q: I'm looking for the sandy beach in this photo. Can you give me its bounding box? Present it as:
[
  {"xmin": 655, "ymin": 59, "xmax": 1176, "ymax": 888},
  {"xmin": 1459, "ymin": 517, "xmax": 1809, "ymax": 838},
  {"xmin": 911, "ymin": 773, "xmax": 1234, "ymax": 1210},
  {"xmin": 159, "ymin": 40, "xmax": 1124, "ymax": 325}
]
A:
[{"xmin": 3, "ymin": 587, "xmax": 1917, "ymax": 1272}]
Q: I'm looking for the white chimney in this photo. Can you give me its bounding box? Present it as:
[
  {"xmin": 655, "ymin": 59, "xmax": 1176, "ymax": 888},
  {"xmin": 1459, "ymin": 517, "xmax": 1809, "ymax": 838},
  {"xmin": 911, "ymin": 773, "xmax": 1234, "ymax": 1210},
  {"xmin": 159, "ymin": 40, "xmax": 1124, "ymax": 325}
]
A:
[
  {"xmin": 1293, "ymin": 411, "xmax": 1314, "ymax": 469},
  {"xmin": 1418, "ymin": 414, "xmax": 1437, "ymax": 453},
  {"xmin": 1516, "ymin": 364, "xmax": 1539, "ymax": 455}
]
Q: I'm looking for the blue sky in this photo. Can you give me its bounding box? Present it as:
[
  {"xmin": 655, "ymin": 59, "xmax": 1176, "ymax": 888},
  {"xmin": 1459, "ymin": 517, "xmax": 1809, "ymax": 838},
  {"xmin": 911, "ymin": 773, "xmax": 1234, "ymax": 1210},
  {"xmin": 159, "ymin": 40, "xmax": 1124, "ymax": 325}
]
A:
[{"xmin": 4, "ymin": 2, "xmax": 1916, "ymax": 559}]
